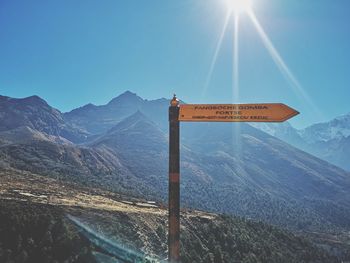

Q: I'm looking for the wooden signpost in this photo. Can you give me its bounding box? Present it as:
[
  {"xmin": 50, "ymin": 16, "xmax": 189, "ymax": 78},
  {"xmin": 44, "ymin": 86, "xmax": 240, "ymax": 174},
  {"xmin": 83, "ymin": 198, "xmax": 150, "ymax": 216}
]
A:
[
  {"xmin": 179, "ymin": 103, "xmax": 299, "ymax": 122},
  {"xmin": 168, "ymin": 95, "xmax": 299, "ymax": 263}
]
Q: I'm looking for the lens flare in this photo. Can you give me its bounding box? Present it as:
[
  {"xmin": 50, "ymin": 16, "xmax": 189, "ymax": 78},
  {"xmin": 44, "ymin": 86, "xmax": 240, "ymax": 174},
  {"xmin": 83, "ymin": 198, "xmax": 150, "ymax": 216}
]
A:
[
  {"xmin": 204, "ymin": 1, "xmax": 321, "ymax": 118},
  {"xmin": 233, "ymin": 14, "xmax": 239, "ymax": 101},
  {"xmin": 226, "ymin": 0, "xmax": 252, "ymax": 14},
  {"xmin": 201, "ymin": 10, "xmax": 232, "ymax": 101},
  {"xmin": 247, "ymin": 10, "xmax": 321, "ymax": 116}
]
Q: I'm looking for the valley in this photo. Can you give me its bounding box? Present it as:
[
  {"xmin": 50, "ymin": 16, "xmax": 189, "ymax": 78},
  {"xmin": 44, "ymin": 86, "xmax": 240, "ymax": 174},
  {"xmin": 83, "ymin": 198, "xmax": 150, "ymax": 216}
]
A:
[
  {"xmin": 1, "ymin": 169, "xmax": 347, "ymax": 262},
  {"xmin": 1, "ymin": 92, "xmax": 350, "ymax": 262}
]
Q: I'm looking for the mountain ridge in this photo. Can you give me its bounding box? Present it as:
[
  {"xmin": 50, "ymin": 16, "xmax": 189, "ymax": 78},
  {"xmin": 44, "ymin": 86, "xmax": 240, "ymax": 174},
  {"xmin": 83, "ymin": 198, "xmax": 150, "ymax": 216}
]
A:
[
  {"xmin": 1, "ymin": 92, "xmax": 350, "ymax": 233},
  {"xmin": 64, "ymin": 90, "xmax": 169, "ymax": 134}
]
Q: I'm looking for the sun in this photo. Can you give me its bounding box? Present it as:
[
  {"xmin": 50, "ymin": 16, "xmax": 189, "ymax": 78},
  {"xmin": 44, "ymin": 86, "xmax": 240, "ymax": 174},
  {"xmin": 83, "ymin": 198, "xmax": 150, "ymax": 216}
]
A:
[{"xmin": 226, "ymin": 0, "xmax": 252, "ymax": 14}]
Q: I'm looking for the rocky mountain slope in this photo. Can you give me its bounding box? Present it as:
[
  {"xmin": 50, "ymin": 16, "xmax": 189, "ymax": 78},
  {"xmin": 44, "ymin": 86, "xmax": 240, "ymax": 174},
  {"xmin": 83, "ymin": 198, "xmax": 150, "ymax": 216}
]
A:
[{"xmin": 1, "ymin": 170, "xmax": 345, "ymax": 263}]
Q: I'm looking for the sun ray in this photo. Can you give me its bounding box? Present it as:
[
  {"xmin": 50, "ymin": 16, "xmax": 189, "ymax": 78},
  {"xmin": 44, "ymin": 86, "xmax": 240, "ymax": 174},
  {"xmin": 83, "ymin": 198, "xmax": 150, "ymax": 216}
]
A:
[
  {"xmin": 201, "ymin": 10, "xmax": 232, "ymax": 101},
  {"xmin": 233, "ymin": 13, "xmax": 240, "ymax": 101},
  {"xmin": 247, "ymin": 10, "xmax": 322, "ymax": 117},
  {"xmin": 232, "ymin": 13, "xmax": 243, "ymax": 161}
]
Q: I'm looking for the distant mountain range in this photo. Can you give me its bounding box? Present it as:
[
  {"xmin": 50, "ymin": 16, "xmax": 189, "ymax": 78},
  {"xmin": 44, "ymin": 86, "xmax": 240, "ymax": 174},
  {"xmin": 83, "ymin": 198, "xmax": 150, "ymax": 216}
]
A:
[
  {"xmin": 251, "ymin": 113, "xmax": 350, "ymax": 171},
  {"xmin": 1, "ymin": 91, "xmax": 350, "ymax": 233},
  {"xmin": 64, "ymin": 91, "xmax": 169, "ymax": 134}
]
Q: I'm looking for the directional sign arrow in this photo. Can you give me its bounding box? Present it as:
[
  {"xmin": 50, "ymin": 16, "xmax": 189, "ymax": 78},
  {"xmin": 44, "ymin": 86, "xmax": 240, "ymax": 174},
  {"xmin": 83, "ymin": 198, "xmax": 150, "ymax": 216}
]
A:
[{"xmin": 178, "ymin": 103, "xmax": 299, "ymax": 122}]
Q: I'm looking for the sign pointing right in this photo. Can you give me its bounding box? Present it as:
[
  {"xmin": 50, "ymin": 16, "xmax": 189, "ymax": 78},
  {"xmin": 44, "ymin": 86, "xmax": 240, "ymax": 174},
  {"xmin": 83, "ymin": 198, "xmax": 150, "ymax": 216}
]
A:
[{"xmin": 178, "ymin": 103, "xmax": 299, "ymax": 122}]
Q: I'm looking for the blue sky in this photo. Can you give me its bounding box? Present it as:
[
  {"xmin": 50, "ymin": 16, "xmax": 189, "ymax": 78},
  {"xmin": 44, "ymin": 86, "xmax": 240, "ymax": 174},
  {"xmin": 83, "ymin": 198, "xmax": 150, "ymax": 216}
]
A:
[{"xmin": 0, "ymin": 0, "xmax": 349, "ymax": 128}]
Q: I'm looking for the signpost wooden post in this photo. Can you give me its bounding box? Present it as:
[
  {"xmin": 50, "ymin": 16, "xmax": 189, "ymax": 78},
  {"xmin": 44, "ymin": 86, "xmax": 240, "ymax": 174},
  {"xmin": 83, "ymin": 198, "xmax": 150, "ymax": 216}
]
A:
[
  {"xmin": 168, "ymin": 95, "xmax": 180, "ymax": 263},
  {"xmin": 168, "ymin": 95, "xmax": 299, "ymax": 262}
]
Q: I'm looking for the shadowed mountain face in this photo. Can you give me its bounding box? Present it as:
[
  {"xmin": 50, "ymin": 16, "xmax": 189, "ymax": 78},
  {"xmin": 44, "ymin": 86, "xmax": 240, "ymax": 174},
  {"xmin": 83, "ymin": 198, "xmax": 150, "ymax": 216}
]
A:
[
  {"xmin": 64, "ymin": 91, "xmax": 169, "ymax": 134},
  {"xmin": 90, "ymin": 111, "xmax": 169, "ymax": 193},
  {"xmin": 1, "ymin": 92, "xmax": 350, "ymax": 233},
  {"xmin": 182, "ymin": 122, "xmax": 350, "ymax": 201},
  {"xmin": 307, "ymin": 135, "xmax": 350, "ymax": 171},
  {"xmin": 180, "ymin": 123, "xmax": 350, "ymax": 230},
  {"xmin": 0, "ymin": 95, "xmax": 88, "ymax": 143}
]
